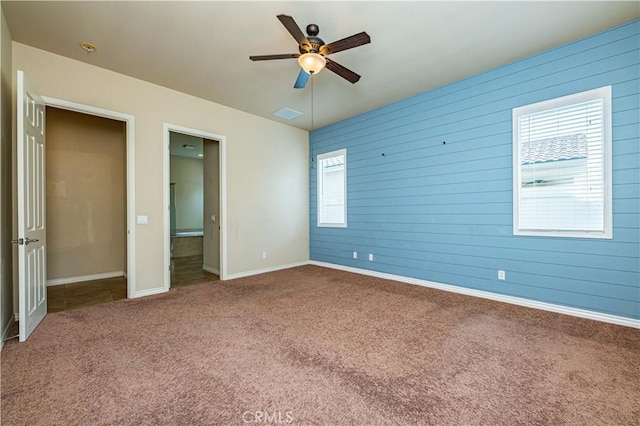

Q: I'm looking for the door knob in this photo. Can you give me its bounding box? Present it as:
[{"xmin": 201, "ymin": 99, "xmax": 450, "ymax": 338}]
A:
[{"xmin": 11, "ymin": 237, "xmax": 39, "ymax": 245}]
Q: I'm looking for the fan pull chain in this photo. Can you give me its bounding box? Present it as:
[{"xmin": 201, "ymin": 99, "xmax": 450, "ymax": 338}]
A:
[{"xmin": 310, "ymin": 74, "xmax": 315, "ymax": 168}]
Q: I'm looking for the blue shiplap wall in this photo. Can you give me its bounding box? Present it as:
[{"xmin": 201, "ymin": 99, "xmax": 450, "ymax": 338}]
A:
[{"xmin": 310, "ymin": 20, "xmax": 640, "ymax": 320}]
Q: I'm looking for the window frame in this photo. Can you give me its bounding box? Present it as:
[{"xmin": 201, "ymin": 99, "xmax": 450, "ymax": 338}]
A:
[
  {"xmin": 512, "ymin": 86, "xmax": 612, "ymax": 239},
  {"xmin": 317, "ymin": 148, "xmax": 347, "ymax": 228}
]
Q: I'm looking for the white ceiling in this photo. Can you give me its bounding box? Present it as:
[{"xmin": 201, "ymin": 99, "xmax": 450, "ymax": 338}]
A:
[
  {"xmin": 3, "ymin": 1, "xmax": 638, "ymax": 131},
  {"xmin": 169, "ymin": 132, "xmax": 203, "ymax": 159}
]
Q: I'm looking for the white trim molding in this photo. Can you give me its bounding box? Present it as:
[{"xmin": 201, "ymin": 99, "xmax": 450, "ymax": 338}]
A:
[
  {"xmin": 47, "ymin": 271, "xmax": 125, "ymax": 287},
  {"xmin": 202, "ymin": 265, "xmax": 220, "ymax": 276},
  {"xmin": 309, "ymin": 261, "xmax": 640, "ymax": 329},
  {"xmin": 131, "ymin": 287, "xmax": 168, "ymax": 299},
  {"xmin": 224, "ymin": 261, "xmax": 309, "ymax": 281}
]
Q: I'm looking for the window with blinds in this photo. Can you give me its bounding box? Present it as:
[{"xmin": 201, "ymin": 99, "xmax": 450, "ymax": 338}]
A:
[
  {"xmin": 317, "ymin": 149, "xmax": 347, "ymax": 227},
  {"xmin": 512, "ymin": 86, "xmax": 612, "ymax": 238}
]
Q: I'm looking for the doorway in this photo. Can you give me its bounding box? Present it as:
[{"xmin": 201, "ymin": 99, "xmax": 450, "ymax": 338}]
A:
[
  {"xmin": 164, "ymin": 124, "xmax": 226, "ymax": 290},
  {"xmin": 42, "ymin": 96, "xmax": 136, "ymax": 300},
  {"xmin": 44, "ymin": 107, "xmax": 127, "ymax": 311}
]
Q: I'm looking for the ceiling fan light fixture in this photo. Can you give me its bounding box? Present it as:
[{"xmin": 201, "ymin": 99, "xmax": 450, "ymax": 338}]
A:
[{"xmin": 298, "ymin": 53, "xmax": 326, "ymax": 75}]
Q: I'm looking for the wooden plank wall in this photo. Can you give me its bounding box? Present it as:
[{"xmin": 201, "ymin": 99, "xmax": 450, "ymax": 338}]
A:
[{"xmin": 310, "ymin": 20, "xmax": 639, "ymax": 319}]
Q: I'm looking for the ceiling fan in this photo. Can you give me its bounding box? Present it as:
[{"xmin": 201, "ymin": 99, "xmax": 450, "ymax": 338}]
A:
[{"xmin": 250, "ymin": 14, "xmax": 371, "ymax": 89}]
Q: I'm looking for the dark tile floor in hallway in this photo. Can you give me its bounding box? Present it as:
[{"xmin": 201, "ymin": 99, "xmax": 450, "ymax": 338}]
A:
[
  {"xmin": 47, "ymin": 276, "xmax": 126, "ymax": 313},
  {"xmin": 171, "ymin": 254, "xmax": 218, "ymax": 288},
  {"xmin": 47, "ymin": 255, "xmax": 218, "ymax": 312}
]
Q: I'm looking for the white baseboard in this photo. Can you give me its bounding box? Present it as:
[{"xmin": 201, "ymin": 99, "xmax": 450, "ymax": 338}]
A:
[
  {"xmin": 202, "ymin": 265, "xmax": 220, "ymax": 275},
  {"xmin": 225, "ymin": 261, "xmax": 309, "ymax": 281},
  {"xmin": 0, "ymin": 315, "xmax": 16, "ymax": 351},
  {"xmin": 309, "ymin": 261, "xmax": 640, "ymax": 329},
  {"xmin": 47, "ymin": 271, "xmax": 125, "ymax": 287},
  {"xmin": 132, "ymin": 287, "xmax": 167, "ymax": 299}
]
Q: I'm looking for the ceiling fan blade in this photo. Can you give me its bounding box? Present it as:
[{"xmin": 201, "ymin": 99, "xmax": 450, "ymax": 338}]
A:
[
  {"xmin": 325, "ymin": 58, "xmax": 361, "ymax": 84},
  {"xmin": 249, "ymin": 53, "xmax": 299, "ymax": 61},
  {"xmin": 294, "ymin": 68, "xmax": 310, "ymax": 89},
  {"xmin": 320, "ymin": 32, "xmax": 370, "ymax": 55},
  {"xmin": 277, "ymin": 14, "xmax": 310, "ymax": 48}
]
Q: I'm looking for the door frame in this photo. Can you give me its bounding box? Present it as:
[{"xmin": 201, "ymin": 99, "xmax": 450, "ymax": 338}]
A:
[
  {"xmin": 42, "ymin": 96, "xmax": 137, "ymax": 298},
  {"xmin": 163, "ymin": 123, "xmax": 227, "ymax": 290}
]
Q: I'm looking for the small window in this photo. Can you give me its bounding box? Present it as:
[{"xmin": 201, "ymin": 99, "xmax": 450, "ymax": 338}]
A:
[
  {"xmin": 513, "ymin": 86, "xmax": 612, "ymax": 239},
  {"xmin": 317, "ymin": 149, "xmax": 347, "ymax": 227}
]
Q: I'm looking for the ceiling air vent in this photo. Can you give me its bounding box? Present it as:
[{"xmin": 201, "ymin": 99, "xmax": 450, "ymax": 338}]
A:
[{"xmin": 273, "ymin": 107, "xmax": 303, "ymax": 120}]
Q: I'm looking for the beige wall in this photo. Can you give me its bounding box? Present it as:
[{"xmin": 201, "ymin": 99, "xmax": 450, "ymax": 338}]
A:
[
  {"xmin": 45, "ymin": 107, "xmax": 126, "ymax": 281},
  {"xmin": 203, "ymin": 139, "xmax": 220, "ymax": 273},
  {"xmin": 1, "ymin": 8, "xmax": 13, "ymax": 340},
  {"xmin": 13, "ymin": 42, "xmax": 308, "ymax": 299},
  {"xmin": 170, "ymin": 155, "xmax": 203, "ymax": 232}
]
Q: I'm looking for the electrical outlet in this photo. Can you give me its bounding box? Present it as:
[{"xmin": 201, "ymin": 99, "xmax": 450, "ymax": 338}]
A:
[
  {"xmin": 353, "ymin": 251, "xmax": 358, "ymax": 259},
  {"xmin": 262, "ymin": 251, "xmax": 268, "ymax": 260},
  {"xmin": 498, "ymin": 270, "xmax": 506, "ymax": 280},
  {"xmin": 368, "ymin": 253, "xmax": 374, "ymax": 261}
]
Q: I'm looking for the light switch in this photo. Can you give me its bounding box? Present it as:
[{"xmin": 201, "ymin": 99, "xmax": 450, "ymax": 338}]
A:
[
  {"xmin": 211, "ymin": 214, "xmax": 216, "ymax": 222},
  {"xmin": 137, "ymin": 215, "xmax": 148, "ymax": 225}
]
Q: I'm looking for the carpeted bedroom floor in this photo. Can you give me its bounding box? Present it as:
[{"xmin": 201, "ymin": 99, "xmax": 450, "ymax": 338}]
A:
[{"xmin": 1, "ymin": 265, "xmax": 638, "ymax": 425}]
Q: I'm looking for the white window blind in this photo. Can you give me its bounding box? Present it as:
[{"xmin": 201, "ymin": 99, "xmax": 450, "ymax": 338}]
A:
[
  {"xmin": 513, "ymin": 86, "xmax": 612, "ymax": 238},
  {"xmin": 317, "ymin": 149, "xmax": 346, "ymax": 227}
]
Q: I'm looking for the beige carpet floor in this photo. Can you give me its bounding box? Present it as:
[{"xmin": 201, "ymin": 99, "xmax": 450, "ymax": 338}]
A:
[{"xmin": 1, "ymin": 265, "xmax": 638, "ymax": 425}]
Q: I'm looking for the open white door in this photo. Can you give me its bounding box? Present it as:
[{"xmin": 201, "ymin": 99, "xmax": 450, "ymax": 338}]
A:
[{"xmin": 17, "ymin": 70, "xmax": 47, "ymax": 342}]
